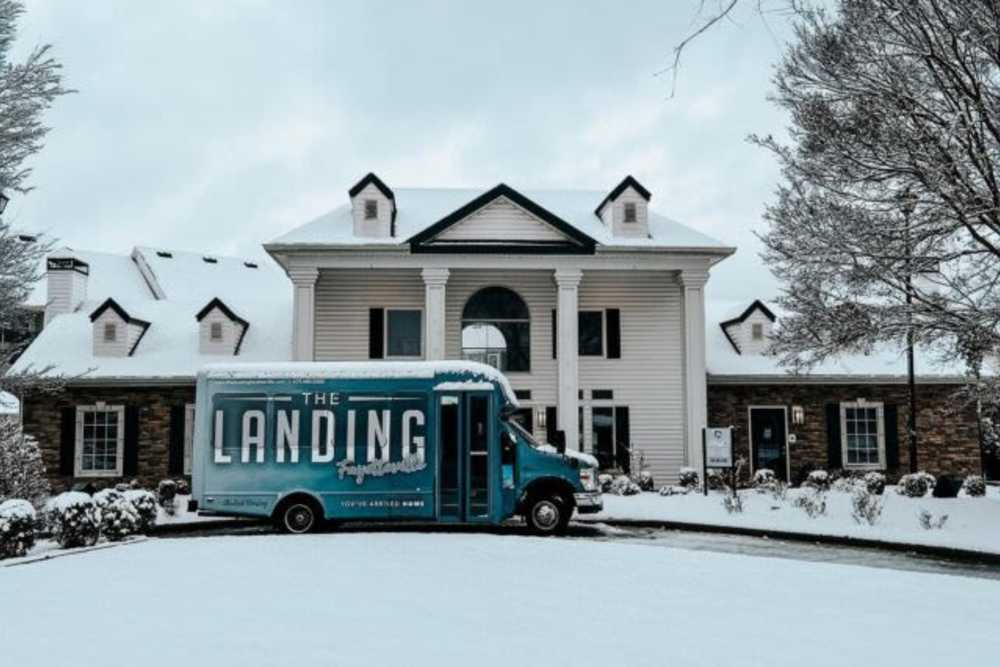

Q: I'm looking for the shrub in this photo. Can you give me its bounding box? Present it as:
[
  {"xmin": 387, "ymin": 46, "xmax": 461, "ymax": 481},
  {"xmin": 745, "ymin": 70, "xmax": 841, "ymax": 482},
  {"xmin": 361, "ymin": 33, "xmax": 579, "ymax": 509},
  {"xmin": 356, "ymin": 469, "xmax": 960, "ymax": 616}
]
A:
[
  {"xmin": 598, "ymin": 474, "xmax": 615, "ymax": 494},
  {"xmin": 0, "ymin": 423, "xmax": 50, "ymax": 507},
  {"xmin": 721, "ymin": 492, "xmax": 744, "ymax": 514},
  {"xmin": 793, "ymin": 489, "xmax": 827, "ymax": 518},
  {"xmin": 635, "ymin": 469, "xmax": 655, "ymax": 492},
  {"xmin": 918, "ymin": 509, "xmax": 948, "ymax": 530},
  {"xmin": 706, "ymin": 469, "xmax": 725, "ymax": 491},
  {"xmin": 802, "ymin": 470, "xmax": 831, "ymax": 491},
  {"xmin": 99, "ymin": 497, "xmax": 140, "ymax": 541},
  {"xmin": 93, "ymin": 487, "xmax": 123, "ymax": 509},
  {"xmin": 123, "ymin": 489, "xmax": 158, "ymax": 531},
  {"xmin": 0, "ymin": 499, "xmax": 36, "ymax": 559},
  {"xmin": 962, "ymin": 475, "xmax": 986, "ymax": 497},
  {"xmin": 659, "ymin": 485, "xmax": 691, "ymax": 496},
  {"xmin": 609, "ymin": 475, "xmax": 641, "ymax": 496},
  {"xmin": 678, "ymin": 467, "xmax": 699, "ymax": 489},
  {"xmin": 174, "ymin": 478, "xmax": 191, "ymax": 495},
  {"xmin": 850, "ymin": 487, "xmax": 884, "ymax": 526},
  {"xmin": 752, "ymin": 469, "xmax": 776, "ymax": 490},
  {"xmin": 157, "ymin": 479, "xmax": 178, "ymax": 516},
  {"xmin": 863, "ymin": 472, "xmax": 886, "ymax": 495},
  {"xmin": 45, "ymin": 492, "xmax": 100, "ymax": 548},
  {"xmin": 897, "ymin": 472, "xmax": 936, "ymax": 498}
]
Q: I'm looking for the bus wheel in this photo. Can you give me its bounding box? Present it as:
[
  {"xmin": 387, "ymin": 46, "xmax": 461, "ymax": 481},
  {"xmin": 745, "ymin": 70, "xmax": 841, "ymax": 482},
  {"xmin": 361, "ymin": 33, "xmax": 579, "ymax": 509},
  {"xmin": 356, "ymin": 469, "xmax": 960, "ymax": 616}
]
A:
[
  {"xmin": 275, "ymin": 497, "xmax": 320, "ymax": 534},
  {"xmin": 525, "ymin": 495, "xmax": 570, "ymax": 536}
]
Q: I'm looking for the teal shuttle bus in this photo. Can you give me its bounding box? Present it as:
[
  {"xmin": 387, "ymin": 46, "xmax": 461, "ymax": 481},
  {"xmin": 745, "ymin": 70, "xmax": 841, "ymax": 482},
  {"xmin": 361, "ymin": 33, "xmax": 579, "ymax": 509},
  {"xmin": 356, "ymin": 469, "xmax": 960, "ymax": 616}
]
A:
[{"xmin": 191, "ymin": 361, "xmax": 601, "ymax": 534}]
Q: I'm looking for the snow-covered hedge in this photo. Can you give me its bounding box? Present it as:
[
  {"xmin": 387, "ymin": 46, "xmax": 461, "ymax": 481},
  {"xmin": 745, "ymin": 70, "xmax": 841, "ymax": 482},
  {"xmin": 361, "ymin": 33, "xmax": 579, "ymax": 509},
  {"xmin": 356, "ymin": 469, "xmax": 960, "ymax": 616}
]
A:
[
  {"xmin": 93, "ymin": 487, "xmax": 123, "ymax": 509},
  {"xmin": 157, "ymin": 479, "xmax": 178, "ymax": 516},
  {"xmin": 864, "ymin": 472, "xmax": 886, "ymax": 495},
  {"xmin": 896, "ymin": 472, "xmax": 936, "ymax": 498},
  {"xmin": 678, "ymin": 467, "xmax": 699, "ymax": 489},
  {"xmin": 609, "ymin": 475, "xmax": 641, "ymax": 496},
  {"xmin": 99, "ymin": 497, "xmax": 140, "ymax": 541},
  {"xmin": 752, "ymin": 469, "xmax": 776, "ymax": 490},
  {"xmin": 635, "ymin": 470, "xmax": 655, "ymax": 492},
  {"xmin": 802, "ymin": 470, "xmax": 831, "ymax": 491},
  {"xmin": 962, "ymin": 475, "xmax": 986, "ymax": 497},
  {"xmin": 123, "ymin": 489, "xmax": 158, "ymax": 531},
  {"xmin": 0, "ymin": 499, "xmax": 36, "ymax": 559},
  {"xmin": 598, "ymin": 474, "xmax": 614, "ymax": 494},
  {"xmin": 45, "ymin": 492, "xmax": 100, "ymax": 548}
]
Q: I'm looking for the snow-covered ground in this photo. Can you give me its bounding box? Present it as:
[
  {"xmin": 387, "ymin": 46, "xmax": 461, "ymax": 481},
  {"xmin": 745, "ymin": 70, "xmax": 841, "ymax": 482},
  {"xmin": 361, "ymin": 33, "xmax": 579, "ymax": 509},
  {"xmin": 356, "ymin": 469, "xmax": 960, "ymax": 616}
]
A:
[
  {"xmin": 2, "ymin": 533, "xmax": 997, "ymax": 666},
  {"xmin": 155, "ymin": 494, "xmax": 232, "ymax": 525},
  {"xmin": 586, "ymin": 486, "xmax": 1000, "ymax": 554}
]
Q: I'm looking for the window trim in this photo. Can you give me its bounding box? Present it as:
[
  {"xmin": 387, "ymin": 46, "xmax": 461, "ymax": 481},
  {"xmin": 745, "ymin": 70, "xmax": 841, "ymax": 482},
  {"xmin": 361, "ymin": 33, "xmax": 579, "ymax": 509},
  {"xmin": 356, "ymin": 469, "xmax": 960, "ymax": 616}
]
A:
[
  {"xmin": 103, "ymin": 322, "xmax": 118, "ymax": 343},
  {"xmin": 578, "ymin": 310, "xmax": 605, "ymax": 357},
  {"xmin": 74, "ymin": 404, "xmax": 126, "ymax": 478},
  {"xmin": 384, "ymin": 308, "xmax": 424, "ymax": 359},
  {"xmin": 840, "ymin": 400, "xmax": 886, "ymax": 470},
  {"xmin": 364, "ymin": 199, "xmax": 378, "ymax": 220},
  {"xmin": 623, "ymin": 201, "xmax": 637, "ymax": 223},
  {"xmin": 183, "ymin": 403, "xmax": 196, "ymax": 476}
]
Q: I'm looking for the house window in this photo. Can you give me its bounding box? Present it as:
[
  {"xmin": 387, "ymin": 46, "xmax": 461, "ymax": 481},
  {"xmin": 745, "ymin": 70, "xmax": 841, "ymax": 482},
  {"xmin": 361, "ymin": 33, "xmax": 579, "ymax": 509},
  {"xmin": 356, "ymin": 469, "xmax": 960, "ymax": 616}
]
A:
[
  {"xmin": 751, "ymin": 322, "xmax": 764, "ymax": 341},
  {"xmin": 578, "ymin": 311, "xmax": 604, "ymax": 356},
  {"xmin": 183, "ymin": 403, "xmax": 195, "ymax": 475},
  {"xmin": 623, "ymin": 202, "xmax": 637, "ymax": 223},
  {"xmin": 461, "ymin": 286, "xmax": 530, "ymax": 372},
  {"xmin": 210, "ymin": 321, "xmax": 224, "ymax": 342},
  {"xmin": 840, "ymin": 401, "xmax": 885, "ymax": 469},
  {"xmin": 75, "ymin": 405, "xmax": 125, "ymax": 477},
  {"xmin": 103, "ymin": 323, "xmax": 117, "ymax": 342},
  {"xmin": 386, "ymin": 309, "xmax": 423, "ymax": 357},
  {"xmin": 364, "ymin": 199, "xmax": 378, "ymax": 220}
]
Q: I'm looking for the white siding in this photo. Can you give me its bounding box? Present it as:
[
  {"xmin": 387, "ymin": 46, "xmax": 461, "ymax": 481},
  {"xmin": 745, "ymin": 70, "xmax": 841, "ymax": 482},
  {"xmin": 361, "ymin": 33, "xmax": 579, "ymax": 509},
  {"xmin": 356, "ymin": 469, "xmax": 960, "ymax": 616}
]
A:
[
  {"xmin": 350, "ymin": 183, "xmax": 394, "ymax": 238},
  {"xmin": 92, "ymin": 310, "xmax": 144, "ymax": 357},
  {"xmin": 198, "ymin": 306, "xmax": 244, "ymax": 355},
  {"xmin": 578, "ymin": 271, "xmax": 684, "ymax": 483},
  {"xmin": 725, "ymin": 310, "xmax": 773, "ymax": 355},
  {"xmin": 608, "ymin": 186, "xmax": 649, "ymax": 238},
  {"xmin": 436, "ymin": 197, "xmax": 566, "ymax": 242},
  {"xmin": 45, "ymin": 269, "xmax": 88, "ymax": 324},
  {"xmin": 314, "ymin": 269, "xmax": 424, "ymax": 360}
]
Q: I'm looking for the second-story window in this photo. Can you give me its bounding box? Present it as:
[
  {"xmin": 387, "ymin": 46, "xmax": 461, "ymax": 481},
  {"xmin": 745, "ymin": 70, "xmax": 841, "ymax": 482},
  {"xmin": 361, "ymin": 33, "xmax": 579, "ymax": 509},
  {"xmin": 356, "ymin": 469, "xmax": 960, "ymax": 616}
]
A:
[
  {"xmin": 103, "ymin": 323, "xmax": 117, "ymax": 342},
  {"xmin": 210, "ymin": 322, "xmax": 223, "ymax": 342},
  {"xmin": 623, "ymin": 202, "xmax": 637, "ymax": 223},
  {"xmin": 364, "ymin": 199, "xmax": 378, "ymax": 220}
]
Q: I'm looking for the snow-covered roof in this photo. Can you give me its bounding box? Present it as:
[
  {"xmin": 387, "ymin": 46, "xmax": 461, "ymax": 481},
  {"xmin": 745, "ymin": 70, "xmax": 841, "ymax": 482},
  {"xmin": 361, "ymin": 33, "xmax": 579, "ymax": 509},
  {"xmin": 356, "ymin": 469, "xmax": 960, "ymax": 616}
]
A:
[
  {"xmin": 705, "ymin": 298, "xmax": 980, "ymax": 382},
  {"xmin": 10, "ymin": 247, "xmax": 292, "ymax": 382},
  {"xmin": 24, "ymin": 247, "xmax": 154, "ymax": 309},
  {"xmin": 267, "ymin": 187, "xmax": 730, "ymax": 252}
]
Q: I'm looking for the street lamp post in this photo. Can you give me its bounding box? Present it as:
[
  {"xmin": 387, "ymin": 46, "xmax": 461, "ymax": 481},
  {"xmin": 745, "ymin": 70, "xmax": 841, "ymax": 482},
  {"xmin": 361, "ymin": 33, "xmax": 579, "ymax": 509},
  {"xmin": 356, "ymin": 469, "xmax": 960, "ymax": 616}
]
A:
[{"xmin": 899, "ymin": 189, "xmax": 919, "ymax": 473}]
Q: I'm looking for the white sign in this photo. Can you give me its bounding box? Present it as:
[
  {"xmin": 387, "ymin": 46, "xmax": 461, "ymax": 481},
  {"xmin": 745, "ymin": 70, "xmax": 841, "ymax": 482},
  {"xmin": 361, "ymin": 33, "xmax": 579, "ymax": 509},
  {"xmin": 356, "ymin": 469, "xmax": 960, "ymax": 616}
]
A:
[{"xmin": 704, "ymin": 427, "xmax": 733, "ymax": 468}]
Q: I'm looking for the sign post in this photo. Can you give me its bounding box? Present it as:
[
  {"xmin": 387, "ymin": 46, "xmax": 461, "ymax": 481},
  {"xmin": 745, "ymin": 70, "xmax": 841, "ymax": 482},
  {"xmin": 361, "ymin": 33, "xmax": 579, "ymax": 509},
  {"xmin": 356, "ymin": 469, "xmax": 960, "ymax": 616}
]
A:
[{"xmin": 702, "ymin": 426, "xmax": 733, "ymax": 496}]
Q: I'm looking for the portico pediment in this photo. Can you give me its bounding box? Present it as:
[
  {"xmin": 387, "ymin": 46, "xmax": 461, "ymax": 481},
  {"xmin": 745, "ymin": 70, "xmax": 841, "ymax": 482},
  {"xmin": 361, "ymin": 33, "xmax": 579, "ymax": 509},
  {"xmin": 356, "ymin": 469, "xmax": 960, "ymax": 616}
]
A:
[{"xmin": 408, "ymin": 184, "xmax": 596, "ymax": 254}]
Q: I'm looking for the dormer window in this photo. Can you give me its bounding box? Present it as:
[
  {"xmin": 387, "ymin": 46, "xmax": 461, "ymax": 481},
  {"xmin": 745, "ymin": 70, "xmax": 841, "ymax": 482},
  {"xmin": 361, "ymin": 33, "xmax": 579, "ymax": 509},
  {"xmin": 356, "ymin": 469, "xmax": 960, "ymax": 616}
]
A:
[
  {"xmin": 210, "ymin": 322, "xmax": 223, "ymax": 341},
  {"xmin": 751, "ymin": 323, "xmax": 764, "ymax": 341},
  {"xmin": 89, "ymin": 298, "xmax": 150, "ymax": 357},
  {"xmin": 364, "ymin": 199, "xmax": 378, "ymax": 220},
  {"xmin": 624, "ymin": 202, "xmax": 637, "ymax": 223},
  {"xmin": 196, "ymin": 298, "xmax": 248, "ymax": 355},
  {"xmin": 103, "ymin": 323, "xmax": 117, "ymax": 342}
]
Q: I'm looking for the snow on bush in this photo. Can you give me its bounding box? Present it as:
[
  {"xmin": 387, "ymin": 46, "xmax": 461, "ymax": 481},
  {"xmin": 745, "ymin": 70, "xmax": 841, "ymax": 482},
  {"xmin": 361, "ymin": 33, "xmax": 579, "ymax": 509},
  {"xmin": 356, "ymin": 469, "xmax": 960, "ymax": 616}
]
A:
[
  {"xmin": 793, "ymin": 489, "xmax": 827, "ymax": 518},
  {"xmin": 173, "ymin": 478, "xmax": 191, "ymax": 495},
  {"xmin": 635, "ymin": 469, "xmax": 655, "ymax": 492},
  {"xmin": 658, "ymin": 485, "xmax": 690, "ymax": 496},
  {"xmin": 99, "ymin": 497, "xmax": 140, "ymax": 541},
  {"xmin": 802, "ymin": 470, "xmax": 831, "ymax": 491},
  {"xmin": 962, "ymin": 475, "xmax": 986, "ymax": 497},
  {"xmin": 678, "ymin": 467, "xmax": 699, "ymax": 489},
  {"xmin": 918, "ymin": 509, "xmax": 948, "ymax": 530},
  {"xmin": 157, "ymin": 479, "xmax": 178, "ymax": 516},
  {"xmin": 598, "ymin": 474, "xmax": 615, "ymax": 494},
  {"xmin": 897, "ymin": 472, "xmax": 936, "ymax": 498},
  {"xmin": 752, "ymin": 469, "xmax": 776, "ymax": 490},
  {"xmin": 0, "ymin": 422, "xmax": 50, "ymax": 507},
  {"xmin": 864, "ymin": 472, "xmax": 886, "ymax": 495},
  {"xmin": 0, "ymin": 499, "xmax": 36, "ymax": 559},
  {"xmin": 93, "ymin": 487, "xmax": 123, "ymax": 509},
  {"xmin": 850, "ymin": 487, "xmax": 884, "ymax": 526},
  {"xmin": 45, "ymin": 492, "xmax": 99, "ymax": 548},
  {"xmin": 609, "ymin": 475, "xmax": 641, "ymax": 496},
  {"xmin": 123, "ymin": 489, "xmax": 158, "ymax": 531}
]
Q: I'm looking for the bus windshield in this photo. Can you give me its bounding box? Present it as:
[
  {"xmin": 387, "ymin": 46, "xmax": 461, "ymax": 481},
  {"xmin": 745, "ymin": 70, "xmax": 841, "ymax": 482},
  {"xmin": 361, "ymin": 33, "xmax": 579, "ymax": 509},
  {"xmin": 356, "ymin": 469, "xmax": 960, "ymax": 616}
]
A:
[{"xmin": 505, "ymin": 416, "xmax": 546, "ymax": 449}]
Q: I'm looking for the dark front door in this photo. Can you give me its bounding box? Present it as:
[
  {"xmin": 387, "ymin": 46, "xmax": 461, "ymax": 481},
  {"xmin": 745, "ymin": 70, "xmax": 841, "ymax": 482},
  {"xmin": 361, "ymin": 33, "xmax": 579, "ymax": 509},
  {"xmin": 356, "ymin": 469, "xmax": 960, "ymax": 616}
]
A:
[
  {"xmin": 437, "ymin": 392, "xmax": 492, "ymax": 522},
  {"xmin": 750, "ymin": 408, "xmax": 788, "ymax": 482}
]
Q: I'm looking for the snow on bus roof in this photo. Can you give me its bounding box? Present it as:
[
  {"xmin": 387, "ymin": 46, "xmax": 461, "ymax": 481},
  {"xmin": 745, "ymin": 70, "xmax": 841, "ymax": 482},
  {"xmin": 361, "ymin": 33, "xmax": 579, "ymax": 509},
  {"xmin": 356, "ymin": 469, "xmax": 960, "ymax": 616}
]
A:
[{"xmin": 200, "ymin": 361, "xmax": 519, "ymax": 405}]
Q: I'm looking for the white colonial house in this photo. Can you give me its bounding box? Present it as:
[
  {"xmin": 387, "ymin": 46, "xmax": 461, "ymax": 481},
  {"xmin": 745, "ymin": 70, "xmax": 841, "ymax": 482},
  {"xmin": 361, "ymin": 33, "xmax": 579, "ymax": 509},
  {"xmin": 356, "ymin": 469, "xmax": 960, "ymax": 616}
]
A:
[{"xmin": 264, "ymin": 174, "xmax": 735, "ymax": 482}]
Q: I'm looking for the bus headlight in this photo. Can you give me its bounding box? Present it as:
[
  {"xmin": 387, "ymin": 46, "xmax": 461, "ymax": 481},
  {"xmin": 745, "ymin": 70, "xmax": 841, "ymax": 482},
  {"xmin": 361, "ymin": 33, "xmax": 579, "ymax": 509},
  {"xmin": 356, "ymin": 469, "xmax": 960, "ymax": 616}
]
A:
[{"xmin": 579, "ymin": 467, "xmax": 598, "ymax": 492}]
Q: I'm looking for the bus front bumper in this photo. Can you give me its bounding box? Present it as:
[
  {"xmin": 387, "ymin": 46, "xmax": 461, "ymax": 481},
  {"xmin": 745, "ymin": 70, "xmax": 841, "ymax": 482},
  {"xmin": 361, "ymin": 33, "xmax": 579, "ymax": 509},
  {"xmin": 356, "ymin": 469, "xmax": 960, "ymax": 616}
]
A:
[{"xmin": 574, "ymin": 492, "xmax": 603, "ymax": 514}]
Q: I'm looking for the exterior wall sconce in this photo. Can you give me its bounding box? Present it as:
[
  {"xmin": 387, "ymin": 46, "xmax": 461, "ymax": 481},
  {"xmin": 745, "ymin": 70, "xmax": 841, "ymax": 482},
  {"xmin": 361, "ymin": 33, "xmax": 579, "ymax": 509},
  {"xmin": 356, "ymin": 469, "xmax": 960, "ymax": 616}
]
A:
[
  {"xmin": 791, "ymin": 405, "xmax": 805, "ymax": 425},
  {"xmin": 536, "ymin": 407, "xmax": 547, "ymax": 430}
]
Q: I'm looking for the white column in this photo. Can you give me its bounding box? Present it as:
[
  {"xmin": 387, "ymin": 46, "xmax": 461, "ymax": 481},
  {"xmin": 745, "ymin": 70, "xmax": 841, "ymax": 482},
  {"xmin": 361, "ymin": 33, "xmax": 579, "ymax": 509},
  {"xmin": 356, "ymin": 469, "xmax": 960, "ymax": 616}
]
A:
[
  {"xmin": 422, "ymin": 268, "xmax": 450, "ymax": 361},
  {"xmin": 680, "ymin": 269, "xmax": 710, "ymax": 471},
  {"xmin": 554, "ymin": 268, "xmax": 582, "ymax": 451},
  {"xmin": 289, "ymin": 267, "xmax": 319, "ymax": 361}
]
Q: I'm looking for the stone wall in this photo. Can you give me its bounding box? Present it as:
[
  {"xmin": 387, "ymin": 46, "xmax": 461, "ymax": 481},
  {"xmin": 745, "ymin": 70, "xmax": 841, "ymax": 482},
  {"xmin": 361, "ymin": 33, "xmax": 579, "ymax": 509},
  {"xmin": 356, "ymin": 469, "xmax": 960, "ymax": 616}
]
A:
[
  {"xmin": 22, "ymin": 384, "xmax": 195, "ymax": 492},
  {"xmin": 707, "ymin": 382, "xmax": 982, "ymax": 482}
]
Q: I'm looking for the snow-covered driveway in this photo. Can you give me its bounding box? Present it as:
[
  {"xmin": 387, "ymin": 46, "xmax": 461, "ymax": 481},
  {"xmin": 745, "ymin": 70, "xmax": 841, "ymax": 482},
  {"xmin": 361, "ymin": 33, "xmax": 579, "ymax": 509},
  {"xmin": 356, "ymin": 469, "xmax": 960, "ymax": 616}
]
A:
[{"xmin": 3, "ymin": 533, "xmax": 998, "ymax": 666}]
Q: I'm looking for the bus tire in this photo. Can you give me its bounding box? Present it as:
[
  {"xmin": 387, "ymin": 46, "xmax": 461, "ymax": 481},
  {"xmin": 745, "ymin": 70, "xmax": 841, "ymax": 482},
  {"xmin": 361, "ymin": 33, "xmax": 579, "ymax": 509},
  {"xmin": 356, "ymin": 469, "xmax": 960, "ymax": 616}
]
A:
[
  {"xmin": 274, "ymin": 496, "xmax": 322, "ymax": 534},
  {"xmin": 524, "ymin": 494, "xmax": 571, "ymax": 536}
]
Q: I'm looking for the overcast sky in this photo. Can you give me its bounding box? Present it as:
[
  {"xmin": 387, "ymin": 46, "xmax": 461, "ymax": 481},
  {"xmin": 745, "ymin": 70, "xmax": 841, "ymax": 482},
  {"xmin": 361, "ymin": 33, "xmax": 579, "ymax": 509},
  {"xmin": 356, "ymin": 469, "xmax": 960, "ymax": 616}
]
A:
[{"xmin": 7, "ymin": 0, "xmax": 795, "ymax": 302}]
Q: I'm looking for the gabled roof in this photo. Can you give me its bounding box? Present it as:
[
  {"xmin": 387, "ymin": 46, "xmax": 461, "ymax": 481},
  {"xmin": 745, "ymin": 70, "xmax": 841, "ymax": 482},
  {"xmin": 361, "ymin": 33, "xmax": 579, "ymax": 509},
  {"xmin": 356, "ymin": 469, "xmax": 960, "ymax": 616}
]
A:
[
  {"xmin": 348, "ymin": 172, "xmax": 395, "ymax": 201},
  {"xmin": 88, "ymin": 298, "xmax": 151, "ymax": 356},
  {"xmin": 195, "ymin": 297, "xmax": 249, "ymax": 328},
  {"xmin": 594, "ymin": 175, "xmax": 651, "ymax": 217},
  {"xmin": 407, "ymin": 184, "xmax": 597, "ymax": 254},
  {"xmin": 718, "ymin": 299, "xmax": 776, "ymax": 354}
]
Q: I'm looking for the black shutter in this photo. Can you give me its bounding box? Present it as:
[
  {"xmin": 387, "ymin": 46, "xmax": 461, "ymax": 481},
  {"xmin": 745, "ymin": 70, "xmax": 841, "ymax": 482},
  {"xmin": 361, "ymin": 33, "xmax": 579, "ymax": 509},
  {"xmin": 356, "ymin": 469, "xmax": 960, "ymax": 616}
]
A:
[
  {"xmin": 606, "ymin": 309, "xmax": 621, "ymax": 359},
  {"xmin": 369, "ymin": 308, "xmax": 385, "ymax": 359},
  {"xmin": 123, "ymin": 405, "xmax": 139, "ymax": 477},
  {"xmin": 545, "ymin": 407, "xmax": 558, "ymax": 445},
  {"xmin": 168, "ymin": 405, "xmax": 185, "ymax": 475},
  {"xmin": 615, "ymin": 406, "xmax": 630, "ymax": 460},
  {"xmin": 551, "ymin": 309, "xmax": 557, "ymax": 359},
  {"xmin": 884, "ymin": 404, "xmax": 899, "ymax": 471},
  {"xmin": 59, "ymin": 407, "xmax": 75, "ymax": 476},
  {"xmin": 825, "ymin": 403, "xmax": 842, "ymax": 469}
]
